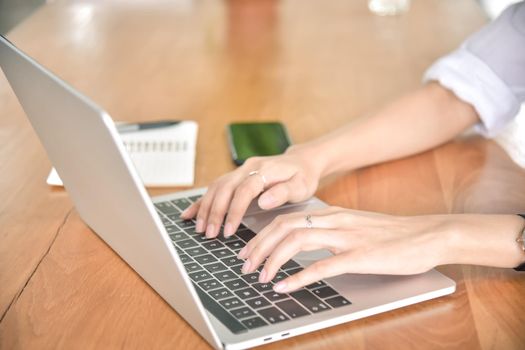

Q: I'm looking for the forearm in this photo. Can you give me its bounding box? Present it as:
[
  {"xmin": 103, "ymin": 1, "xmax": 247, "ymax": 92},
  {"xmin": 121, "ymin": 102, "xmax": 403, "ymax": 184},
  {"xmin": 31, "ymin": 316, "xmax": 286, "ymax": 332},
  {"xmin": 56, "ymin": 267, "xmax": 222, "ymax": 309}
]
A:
[
  {"xmin": 292, "ymin": 82, "xmax": 480, "ymax": 177},
  {"xmin": 438, "ymin": 214, "xmax": 525, "ymax": 269}
]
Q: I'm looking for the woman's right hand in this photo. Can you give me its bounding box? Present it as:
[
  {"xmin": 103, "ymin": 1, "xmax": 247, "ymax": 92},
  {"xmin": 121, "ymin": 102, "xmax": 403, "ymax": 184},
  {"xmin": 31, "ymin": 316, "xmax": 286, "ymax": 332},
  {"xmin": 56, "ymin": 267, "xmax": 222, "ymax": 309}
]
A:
[{"xmin": 180, "ymin": 145, "xmax": 323, "ymax": 238}]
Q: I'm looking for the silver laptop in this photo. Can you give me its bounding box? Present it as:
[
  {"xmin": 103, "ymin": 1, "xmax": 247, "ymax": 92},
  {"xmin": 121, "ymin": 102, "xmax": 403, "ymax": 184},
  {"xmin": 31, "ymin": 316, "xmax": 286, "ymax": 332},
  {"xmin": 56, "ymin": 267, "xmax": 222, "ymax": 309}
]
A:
[{"xmin": 0, "ymin": 35, "xmax": 455, "ymax": 349}]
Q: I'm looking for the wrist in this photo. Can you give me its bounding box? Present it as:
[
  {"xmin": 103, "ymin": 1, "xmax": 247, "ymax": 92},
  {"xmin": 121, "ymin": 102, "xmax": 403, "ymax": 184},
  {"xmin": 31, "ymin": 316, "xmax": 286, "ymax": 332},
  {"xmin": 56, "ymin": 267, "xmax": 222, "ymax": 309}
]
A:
[
  {"xmin": 286, "ymin": 142, "xmax": 330, "ymax": 179},
  {"xmin": 439, "ymin": 214, "xmax": 525, "ymax": 268},
  {"xmin": 423, "ymin": 216, "xmax": 458, "ymax": 267}
]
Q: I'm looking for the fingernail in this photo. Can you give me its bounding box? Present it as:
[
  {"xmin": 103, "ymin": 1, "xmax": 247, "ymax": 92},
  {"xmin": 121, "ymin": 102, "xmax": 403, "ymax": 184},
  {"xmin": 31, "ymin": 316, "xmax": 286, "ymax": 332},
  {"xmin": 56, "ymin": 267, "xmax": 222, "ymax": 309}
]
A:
[
  {"xmin": 242, "ymin": 260, "xmax": 251, "ymax": 274},
  {"xmin": 259, "ymin": 269, "xmax": 267, "ymax": 283},
  {"xmin": 180, "ymin": 208, "xmax": 189, "ymax": 218},
  {"xmin": 273, "ymin": 281, "xmax": 287, "ymax": 293},
  {"xmin": 206, "ymin": 224, "xmax": 215, "ymax": 238},
  {"xmin": 258, "ymin": 193, "xmax": 275, "ymax": 208},
  {"xmin": 224, "ymin": 223, "xmax": 233, "ymax": 237},
  {"xmin": 238, "ymin": 247, "xmax": 247, "ymax": 259},
  {"xmin": 196, "ymin": 219, "xmax": 204, "ymax": 233}
]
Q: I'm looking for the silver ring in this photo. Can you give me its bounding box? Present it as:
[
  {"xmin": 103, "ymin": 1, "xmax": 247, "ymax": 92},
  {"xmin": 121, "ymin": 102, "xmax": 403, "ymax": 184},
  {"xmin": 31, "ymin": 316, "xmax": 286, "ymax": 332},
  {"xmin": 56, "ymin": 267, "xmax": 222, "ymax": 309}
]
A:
[
  {"xmin": 248, "ymin": 170, "xmax": 268, "ymax": 189},
  {"xmin": 305, "ymin": 214, "xmax": 313, "ymax": 229}
]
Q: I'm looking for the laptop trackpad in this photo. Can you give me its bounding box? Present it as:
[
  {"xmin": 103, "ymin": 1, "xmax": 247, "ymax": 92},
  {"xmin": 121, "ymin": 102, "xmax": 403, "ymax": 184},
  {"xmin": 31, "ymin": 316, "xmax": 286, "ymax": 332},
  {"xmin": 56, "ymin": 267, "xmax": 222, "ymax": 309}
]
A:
[{"xmin": 242, "ymin": 197, "xmax": 327, "ymax": 233}]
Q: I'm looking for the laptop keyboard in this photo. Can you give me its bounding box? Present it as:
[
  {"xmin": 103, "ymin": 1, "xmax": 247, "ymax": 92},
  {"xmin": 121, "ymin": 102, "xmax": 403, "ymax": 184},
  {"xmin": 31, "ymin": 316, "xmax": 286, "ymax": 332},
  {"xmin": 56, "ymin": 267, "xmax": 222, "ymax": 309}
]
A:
[{"xmin": 154, "ymin": 196, "xmax": 351, "ymax": 334}]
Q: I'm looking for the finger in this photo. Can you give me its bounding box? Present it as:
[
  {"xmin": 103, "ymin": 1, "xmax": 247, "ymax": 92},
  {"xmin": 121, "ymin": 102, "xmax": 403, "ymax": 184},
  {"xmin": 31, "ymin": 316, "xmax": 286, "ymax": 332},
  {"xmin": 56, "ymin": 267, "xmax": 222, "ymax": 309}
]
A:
[
  {"xmin": 205, "ymin": 185, "xmax": 236, "ymax": 238},
  {"xmin": 223, "ymin": 174, "xmax": 267, "ymax": 237},
  {"xmin": 195, "ymin": 186, "xmax": 218, "ymax": 233},
  {"xmin": 238, "ymin": 208, "xmax": 342, "ymax": 260},
  {"xmin": 260, "ymin": 228, "xmax": 343, "ymax": 283},
  {"xmin": 273, "ymin": 253, "xmax": 351, "ymax": 293},
  {"xmin": 225, "ymin": 161, "xmax": 309, "ymax": 231},
  {"xmin": 222, "ymin": 160, "xmax": 291, "ymax": 236},
  {"xmin": 251, "ymin": 162, "xmax": 305, "ymax": 209},
  {"xmin": 258, "ymin": 176, "xmax": 307, "ymax": 210},
  {"xmin": 238, "ymin": 211, "xmax": 303, "ymax": 259},
  {"xmin": 238, "ymin": 212, "xmax": 301, "ymax": 272},
  {"xmin": 240, "ymin": 211, "xmax": 341, "ymax": 273},
  {"xmin": 180, "ymin": 200, "xmax": 200, "ymax": 219}
]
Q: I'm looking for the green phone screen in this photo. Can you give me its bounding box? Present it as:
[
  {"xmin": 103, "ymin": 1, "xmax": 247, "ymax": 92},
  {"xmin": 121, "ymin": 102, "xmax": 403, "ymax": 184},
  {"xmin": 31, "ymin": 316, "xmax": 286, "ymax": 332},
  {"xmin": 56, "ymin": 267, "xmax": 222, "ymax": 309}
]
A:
[{"xmin": 228, "ymin": 122, "xmax": 291, "ymax": 165}]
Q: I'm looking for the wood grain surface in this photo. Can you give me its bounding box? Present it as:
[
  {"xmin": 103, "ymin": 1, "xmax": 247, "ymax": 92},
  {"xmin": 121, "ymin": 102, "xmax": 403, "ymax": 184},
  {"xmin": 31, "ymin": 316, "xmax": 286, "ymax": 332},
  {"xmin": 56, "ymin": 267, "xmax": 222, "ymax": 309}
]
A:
[{"xmin": 1, "ymin": 0, "xmax": 524, "ymax": 349}]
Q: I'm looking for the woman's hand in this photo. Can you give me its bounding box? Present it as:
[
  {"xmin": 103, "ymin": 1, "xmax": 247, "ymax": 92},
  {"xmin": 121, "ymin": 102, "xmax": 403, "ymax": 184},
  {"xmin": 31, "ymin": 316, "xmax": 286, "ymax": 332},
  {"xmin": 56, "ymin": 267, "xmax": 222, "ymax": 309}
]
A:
[
  {"xmin": 237, "ymin": 208, "xmax": 525, "ymax": 294},
  {"xmin": 180, "ymin": 145, "xmax": 323, "ymax": 238},
  {"xmin": 237, "ymin": 207, "xmax": 451, "ymax": 293}
]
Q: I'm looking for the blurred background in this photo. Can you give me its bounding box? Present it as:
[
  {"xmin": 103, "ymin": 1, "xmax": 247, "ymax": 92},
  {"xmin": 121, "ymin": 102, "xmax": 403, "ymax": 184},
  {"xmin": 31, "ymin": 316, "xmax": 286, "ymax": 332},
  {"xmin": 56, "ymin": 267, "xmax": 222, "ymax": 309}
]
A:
[
  {"xmin": 0, "ymin": 0, "xmax": 522, "ymax": 34},
  {"xmin": 0, "ymin": 0, "xmax": 523, "ymax": 168}
]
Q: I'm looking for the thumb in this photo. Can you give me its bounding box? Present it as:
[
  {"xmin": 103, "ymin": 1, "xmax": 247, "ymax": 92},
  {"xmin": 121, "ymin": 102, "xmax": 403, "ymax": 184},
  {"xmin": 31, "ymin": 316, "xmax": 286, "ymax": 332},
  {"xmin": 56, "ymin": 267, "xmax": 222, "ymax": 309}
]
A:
[{"xmin": 258, "ymin": 175, "xmax": 308, "ymax": 209}]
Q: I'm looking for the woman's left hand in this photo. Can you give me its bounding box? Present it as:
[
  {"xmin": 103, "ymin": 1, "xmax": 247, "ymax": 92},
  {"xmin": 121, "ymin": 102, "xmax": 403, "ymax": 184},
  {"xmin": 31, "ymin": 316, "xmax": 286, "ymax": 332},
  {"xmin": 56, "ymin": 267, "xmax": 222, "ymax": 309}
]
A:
[{"xmin": 237, "ymin": 207, "xmax": 452, "ymax": 293}]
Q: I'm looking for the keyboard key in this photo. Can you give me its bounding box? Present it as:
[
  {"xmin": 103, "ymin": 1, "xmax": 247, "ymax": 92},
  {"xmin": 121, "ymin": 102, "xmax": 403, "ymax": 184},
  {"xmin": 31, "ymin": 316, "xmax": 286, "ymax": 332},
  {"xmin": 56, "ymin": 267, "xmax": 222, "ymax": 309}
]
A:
[
  {"xmin": 230, "ymin": 265, "xmax": 243, "ymax": 275},
  {"xmin": 263, "ymin": 291, "xmax": 289, "ymax": 302},
  {"xmin": 188, "ymin": 195, "xmax": 202, "ymax": 203},
  {"xmin": 236, "ymin": 229, "xmax": 256, "ymax": 242},
  {"xmin": 221, "ymin": 256, "xmax": 244, "ymax": 267},
  {"xmin": 204, "ymin": 262, "xmax": 228, "ymax": 273},
  {"xmin": 186, "ymin": 247, "xmax": 208, "ymax": 257},
  {"xmin": 325, "ymin": 296, "xmax": 351, "ymax": 308},
  {"xmin": 219, "ymin": 297, "xmax": 244, "ymax": 309},
  {"xmin": 176, "ymin": 238, "xmax": 198, "ymax": 249},
  {"xmin": 244, "ymin": 296, "xmax": 270, "ymax": 309},
  {"xmin": 273, "ymin": 271, "xmax": 288, "ymax": 282},
  {"xmin": 189, "ymin": 271, "xmax": 213, "ymax": 282},
  {"xmin": 161, "ymin": 217, "xmax": 172, "ymax": 226},
  {"xmin": 202, "ymin": 240, "xmax": 225, "ymax": 251},
  {"xmin": 252, "ymin": 282, "xmax": 273, "ymax": 292},
  {"xmin": 193, "ymin": 284, "xmax": 247, "ymax": 334},
  {"xmin": 165, "ymin": 225, "xmax": 179, "ymax": 234},
  {"xmin": 258, "ymin": 307, "xmax": 289, "ymax": 324},
  {"xmin": 241, "ymin": 316, "xmax": 267, "ymax": 329},
  {"xmin": 167, "ymin": 213, "xmax": 181, "ymax": 222},
  {"xmin": 224, "ymin": 240, "xmax": 245, "ymax": 251},
  {"xmin": 234, "ymin": 287, "xmax": 259, "ymax": 300},
  {"xmin": 194, "ymin": 254, "xmax": 217, "ymax": 265},
  {"xmin": 184, "ymin": 262, "xmax": 202, "ymax": 273},
  {"xmin": 223, "ymin": 279, "xmax": 248, "ymax": 290},
  {"xmin": 211, "ymin": 248, "xmax": 235, "ymax": 259},
  {"xmin": 209, "ymin": 288, "xmax": 234, "ymax": 300},
  {"xmin": 290, "ymin": 290, "xmax": 330, "ymax": 313},
  {"xmin": 306, "ymin": 281, "xmax": 326, "ymax": 289},
  {"xmin": 185, "ymin": 227, "xmax": 200, "ymax": 236},
  {"xmin": 219, "ymin": 297, "xmax": 244, "ymax": 310},
  {"xmin": 286, "ymin": 267, "xmax": 304, "ymax": 275},
  {"xmin": 217, "ymin": 234, "xmax": 239, "ymax": 243},
  {"xmin": 192, "ymin": 233, "xmax": 210, "ymax": 242},
  {"xmin": 311, "ymin": 286, "xmax": 338, "ymax": 299},
  {"xmin": 155, "ymin": 202, "xmax": 179, "ymax": 215},
  {"xmin": 241, "ymin": 272, "xmax": 260, "ymax": 284},
  {"xmin": 281, "ymin": 260, "xmax": 301, "ymax": 271},
  {"xmin": 175, "ymin": 219, "xmax": 195, "ymax": 229},
  {"xmin": 171, "ymin": 198, "xmax": 191, "ymax": 211},
  {"xmin": 169, "ymin": 231, "xmax": 189, "ymax": 241},
  {"xmin": 198, "ymin": 279, "xmax": 222, "ymax": 291},
  {"xmin": 230, "ymin": 307, "xmax": 255, "ymax": 319},
  {"xmin": 275, "ymin": 299, "xmax": 310, "ymax": 318},
  {"xmin": 214, "ymin": 271, "xmax": 238, "ymax": 282},
  {"xmin": 178, "ymin": 254, "xmax": 193, "ymax": 264}
]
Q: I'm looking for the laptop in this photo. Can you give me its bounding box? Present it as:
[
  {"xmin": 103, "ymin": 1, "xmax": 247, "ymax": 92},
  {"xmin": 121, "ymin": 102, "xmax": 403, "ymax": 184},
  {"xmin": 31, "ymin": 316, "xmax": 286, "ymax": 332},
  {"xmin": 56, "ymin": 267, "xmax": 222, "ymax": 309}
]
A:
[{"xmin": 0, "ymin": 35, "xmax": 455, "ymax": 349}]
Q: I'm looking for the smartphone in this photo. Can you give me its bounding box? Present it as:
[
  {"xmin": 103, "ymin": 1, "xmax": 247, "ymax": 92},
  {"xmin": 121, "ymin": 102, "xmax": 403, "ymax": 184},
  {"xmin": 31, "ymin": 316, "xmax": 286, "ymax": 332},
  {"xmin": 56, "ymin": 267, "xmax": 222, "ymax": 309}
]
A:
[{"xmin": 226, "ymin": 122, "xmax": 292, "ymax": 165}]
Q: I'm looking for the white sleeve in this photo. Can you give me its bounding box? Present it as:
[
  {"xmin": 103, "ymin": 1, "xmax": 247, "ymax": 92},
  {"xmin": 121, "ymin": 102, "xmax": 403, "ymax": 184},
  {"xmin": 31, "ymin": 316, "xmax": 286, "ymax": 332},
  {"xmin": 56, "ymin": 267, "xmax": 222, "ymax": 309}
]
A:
[{"xmin": 423, "ymin": 2, "xmax": 525, "ymax": 137}]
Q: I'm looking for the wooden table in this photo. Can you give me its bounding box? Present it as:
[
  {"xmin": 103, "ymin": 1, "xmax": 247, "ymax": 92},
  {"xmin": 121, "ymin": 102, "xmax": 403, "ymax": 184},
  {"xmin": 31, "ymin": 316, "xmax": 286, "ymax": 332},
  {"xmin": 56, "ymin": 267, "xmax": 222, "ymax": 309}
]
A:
[{"xmin": 1, "ymin": 0, "xmax": 524, "ymax": 348}]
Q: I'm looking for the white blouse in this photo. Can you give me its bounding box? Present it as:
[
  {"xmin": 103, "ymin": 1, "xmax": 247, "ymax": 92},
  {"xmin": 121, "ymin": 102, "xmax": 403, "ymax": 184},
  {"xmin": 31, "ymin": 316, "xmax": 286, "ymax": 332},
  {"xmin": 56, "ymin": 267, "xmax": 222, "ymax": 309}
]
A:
[{"xmin": 424, "ymin": 2, "xmax": 525, "ymax": 138}]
